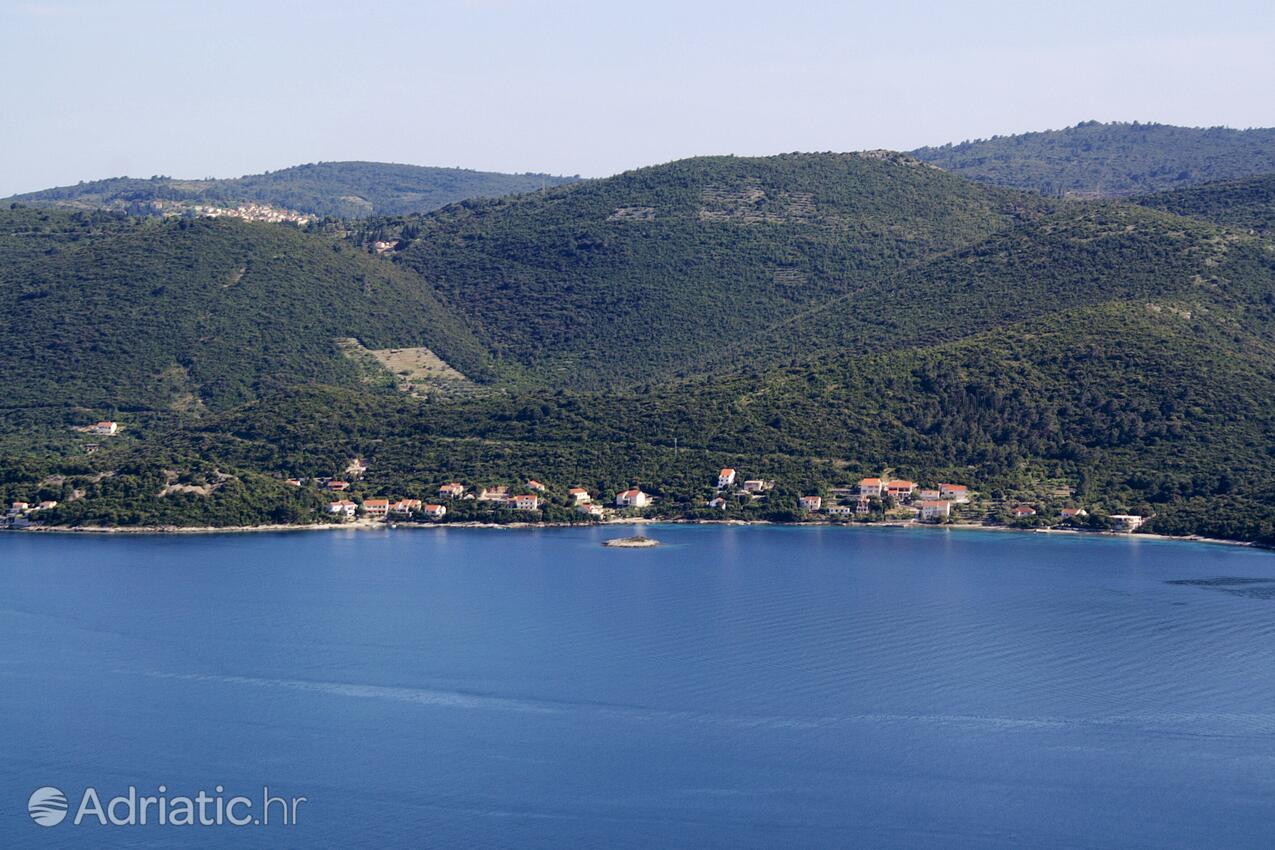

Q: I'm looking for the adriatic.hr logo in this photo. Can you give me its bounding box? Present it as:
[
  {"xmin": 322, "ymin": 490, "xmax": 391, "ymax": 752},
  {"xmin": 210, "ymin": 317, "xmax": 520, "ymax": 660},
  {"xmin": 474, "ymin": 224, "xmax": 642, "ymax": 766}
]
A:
[
  {"xmin": 27, "ymin": 787, "xmax": 68, "ymax": 826},
  {"xmin": 26, "ymin": 785, "xmax": 306, "ymax": 828}
]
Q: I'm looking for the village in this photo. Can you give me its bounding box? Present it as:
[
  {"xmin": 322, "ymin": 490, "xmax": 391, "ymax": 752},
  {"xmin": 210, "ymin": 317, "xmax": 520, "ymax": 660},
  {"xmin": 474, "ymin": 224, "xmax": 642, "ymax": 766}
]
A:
[
  {"xmin": 4, "ymin": 422, "xmax": 1149, "ymax": 533},
  {"xmin": 290, "ymin": 462, "xmax": 1146, "ymax": 533},
  {"xmin": 151, "ymin": 199, "xmax": 315, "ymax": 226}
]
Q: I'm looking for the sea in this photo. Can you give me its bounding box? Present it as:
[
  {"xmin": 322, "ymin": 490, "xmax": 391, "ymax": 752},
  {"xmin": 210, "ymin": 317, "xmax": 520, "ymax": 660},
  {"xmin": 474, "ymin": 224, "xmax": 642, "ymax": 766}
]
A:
[{"xmin": 2, "ymin": 524, "xmax": 1273, "ymax": 848}]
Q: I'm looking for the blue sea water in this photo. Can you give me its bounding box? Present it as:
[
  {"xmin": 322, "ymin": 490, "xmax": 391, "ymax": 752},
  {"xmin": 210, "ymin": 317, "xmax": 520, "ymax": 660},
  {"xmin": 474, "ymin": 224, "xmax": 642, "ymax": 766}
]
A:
[{"xmin": 1, "ymin": 524, "xmax": 1274, "ymax": 848}]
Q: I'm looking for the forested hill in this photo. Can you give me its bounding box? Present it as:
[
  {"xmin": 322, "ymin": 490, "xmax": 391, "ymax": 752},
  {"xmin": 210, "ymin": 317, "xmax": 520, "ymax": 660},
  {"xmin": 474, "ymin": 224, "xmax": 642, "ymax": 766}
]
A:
[
  {"xmin": 1133, "ymin": 174, "xmax": 1275, "ymax": 234},
  {"xmin": 4, "ymin": 151, "xmax": 1275, "ymax": 542},
  {"xmin": 55, "ymin": 216, "xmax": 1275, "ymax": 539},
  {"xmin": 0, "ymin": 207, "xmax": 498, "ymax": 441},
  {"xmin": 4, "ymin": 162, "xmax": 579, "ymax": 219},
  {"xmin": 387, "ymin": 151, "xmax": 1045, "ymax": 388},
  {"xmin": 911, "ymin": 122, "xmax": 1275, "ymax": 197}
]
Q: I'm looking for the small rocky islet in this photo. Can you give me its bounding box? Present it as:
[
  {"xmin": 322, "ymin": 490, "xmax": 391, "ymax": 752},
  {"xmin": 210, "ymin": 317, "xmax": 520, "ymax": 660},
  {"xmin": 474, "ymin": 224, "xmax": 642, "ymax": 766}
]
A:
[{"xmin": 603, "ymin": 535, "xmax": 660, "ymax": 548}]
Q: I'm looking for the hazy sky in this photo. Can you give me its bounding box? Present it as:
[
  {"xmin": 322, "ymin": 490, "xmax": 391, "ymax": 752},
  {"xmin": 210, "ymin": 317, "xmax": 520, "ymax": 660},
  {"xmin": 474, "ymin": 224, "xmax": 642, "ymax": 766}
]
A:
[{"xmin": 2, "ymin": 0, "xmax": 1273, "ymax": 195}]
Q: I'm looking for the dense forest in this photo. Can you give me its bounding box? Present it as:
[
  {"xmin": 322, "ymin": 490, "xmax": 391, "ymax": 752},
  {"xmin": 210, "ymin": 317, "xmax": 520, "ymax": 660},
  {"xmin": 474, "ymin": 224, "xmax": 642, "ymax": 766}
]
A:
[
  {"xmin": 387, "ymin": 152, "xmax": 1045, "ymax": 388},
  {"xmin": 912, "ymin": 121, "xmax": 1275, "ymax": 197},
  {"xmin": 0, "ymin": 207, "xmax": 500, "ymax": 449},
  {"xmin": 1134, "ymin": 174, "xmax": 1275, "ymax": 234},
  {"xmin": 4, "ymin": 162, "xmax": 579, "ymax": 219},
  {"xmin": 3, "ymin": 146, "xmax": 1275, "ymax": 542}
]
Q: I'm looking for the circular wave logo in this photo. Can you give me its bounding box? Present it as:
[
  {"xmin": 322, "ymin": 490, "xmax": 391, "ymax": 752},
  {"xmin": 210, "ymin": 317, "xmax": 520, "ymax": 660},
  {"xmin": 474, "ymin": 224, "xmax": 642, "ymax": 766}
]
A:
[{"xmin": 28, "ymin": 786, "xmax": 68, "ymax": 827}]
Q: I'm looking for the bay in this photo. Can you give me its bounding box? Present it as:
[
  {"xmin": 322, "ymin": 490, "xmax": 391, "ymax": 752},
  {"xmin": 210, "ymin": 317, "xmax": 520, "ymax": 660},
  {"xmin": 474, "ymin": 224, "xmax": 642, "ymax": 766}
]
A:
[{"xmin": 1, "ymin": 524, "xmax": 1273, "ymax": 848}]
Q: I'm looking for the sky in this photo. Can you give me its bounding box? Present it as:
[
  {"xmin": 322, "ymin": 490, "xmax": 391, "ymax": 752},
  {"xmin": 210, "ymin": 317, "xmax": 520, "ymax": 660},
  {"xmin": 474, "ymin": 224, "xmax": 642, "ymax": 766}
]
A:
[{"xmin": 1, "ymin": 0, "xmax": 1273, "ymax": 196}]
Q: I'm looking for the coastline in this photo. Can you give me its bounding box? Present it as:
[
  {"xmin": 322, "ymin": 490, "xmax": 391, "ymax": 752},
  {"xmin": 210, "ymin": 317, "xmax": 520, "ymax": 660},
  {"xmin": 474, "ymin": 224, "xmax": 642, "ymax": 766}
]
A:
[{"xmin": 4, "ymin": 516, "xmax": 1262, "ymax": 550}]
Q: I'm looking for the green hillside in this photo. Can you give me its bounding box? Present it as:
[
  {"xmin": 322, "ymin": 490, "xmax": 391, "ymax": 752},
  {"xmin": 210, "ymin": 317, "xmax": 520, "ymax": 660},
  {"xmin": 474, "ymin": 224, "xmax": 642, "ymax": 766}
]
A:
[
  {"xmin": 912, "ymin": 121, "xmax": 1275, "ymax": 197},
  {"xmin": 4, "ymin": 152, "xmax": 1275, "ymax": 542},
  {"xmin": 1134, "ymin": 174, "xmax": 1275, "ymax": 234},
  {"xmin": 389, "ymin": 152, "xmax": 1044, "ymax": 388},
  {"xmin": 730, "ymin": 202, "xmax": 1246, "ymax": 364},
  {"xmin": 0, "ymin": 207, "xmax": 497, "ymax": 445},
  {"xmin": 32, "ymin": 288, "xmax": 1275, "ymax": 539},
  {"xmin": 5, "ymin": 162, "xmax": 578, "ymax": 219}
]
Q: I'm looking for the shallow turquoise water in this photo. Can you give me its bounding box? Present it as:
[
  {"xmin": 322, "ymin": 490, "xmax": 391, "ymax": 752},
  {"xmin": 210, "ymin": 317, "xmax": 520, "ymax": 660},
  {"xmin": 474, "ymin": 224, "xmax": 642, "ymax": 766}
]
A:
[{"xmin": 2, "ymin": 524, "xmax": 1274, "ymax": 848}]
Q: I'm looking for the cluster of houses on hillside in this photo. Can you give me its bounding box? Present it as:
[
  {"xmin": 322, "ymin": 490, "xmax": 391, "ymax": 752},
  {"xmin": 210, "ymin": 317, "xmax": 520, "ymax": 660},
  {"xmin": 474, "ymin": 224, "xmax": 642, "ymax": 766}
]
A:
[
  {"xmin": 185, "ymin": 202, "xmax": 314, "ymax": 226},
  {"xmin": 257, "ymin": 459, "xmax": 1147, "ymax": 531},
  {"xmin": 792, "ymin": 477, "xmax": 972, "ymax": 521},
  {"xmin": 316, "ymin": 478, "xmax": 657, "ymax": 522},
  {"xmin": 706, "ymin": 468, "xmax": 774, "ymax": 509},
  {"xmin": 5, "ymin": 499, "xmax": 59, "ymax": 528}
]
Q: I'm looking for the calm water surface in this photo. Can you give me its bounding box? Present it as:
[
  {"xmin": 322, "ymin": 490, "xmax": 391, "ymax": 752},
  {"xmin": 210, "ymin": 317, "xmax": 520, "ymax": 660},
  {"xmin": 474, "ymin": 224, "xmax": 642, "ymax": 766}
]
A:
[{"xmin": 1, "ymin": 525, "xmax": 1273, "ymax": 848}]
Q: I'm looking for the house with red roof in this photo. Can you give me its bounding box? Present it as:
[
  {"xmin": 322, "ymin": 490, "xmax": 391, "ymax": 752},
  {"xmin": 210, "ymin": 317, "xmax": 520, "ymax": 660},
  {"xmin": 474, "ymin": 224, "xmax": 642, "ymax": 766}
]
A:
[
  {"xmin": 858, "ymin": 477, "xmax": 884, "ymax": 497},
  {"xmin": 615, "ymin": 488, "xmax": 651, "ymax": 508},
  {"xmin": 886, "ymin": 480, "xmax": 917, "ymax": 499}
]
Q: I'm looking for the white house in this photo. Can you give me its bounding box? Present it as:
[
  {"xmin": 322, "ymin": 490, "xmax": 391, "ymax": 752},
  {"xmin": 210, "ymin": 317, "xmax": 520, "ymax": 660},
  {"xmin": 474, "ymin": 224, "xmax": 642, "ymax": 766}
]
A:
[
  {"xmin": 826, "ymin": 504, "xmax": 854, "ymax": 517},
  {"xmin": 615, "ymin": 488, "xmax": 651, "ymax": 508},
  {"xmin": 939, "ymin": 483, "xmax": 970, "ymax": 502},
  {"xmin": 363, "ymin": 498, "xmax": 391, "ymax": 517},
  {"xmin": 391, "ymin": 499, "xmax": 422, "ymax": 515},
  {"xmin": 717, "ymin": 468, "xmax": 737, "ymax": 488},
  {"xmin": 513, "ymin": 494, "xmax": 540, "ymax": 511},
  {"xmin": 89, "ymin": 421, "xmax": 119, "ymax": 436},
  {"xmin": 1109, "ymin": 514, "xmax": 1145, "ymax": 531},
  {"xmin": 327, "ymin": 500, "xmax": 357, "ymax": 518},
  {"xmin": 422, "ymin": 504, "xmax": 447, "ymax": 519},
  {"xmin": 858, "ymin": 477, "xmax": 884, "ymax": 497},
  {"xmin": 799, "ymin": 495, "xmax": 823, "ymax": 512},
  {"xmin": 568, "ymin": 487, "xmax": 592, "ymax": 505},
  {"xmin": 921, "ymin": 501, "xmax": 952, "ymax": 521},
  {"xmin": 743, "ymin": 479, "xmax": 772, "ymax": 493},
  {"xmin": 438, "ymin": 483, "xmax": 465, "ymax": 498},
  {"xmin": 708, "ymin": 497, "xmax": 727, "ymax": 509},
  {"xmin": 576, "ymin": 503, "xmax": 605, "ymax": 517}
]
